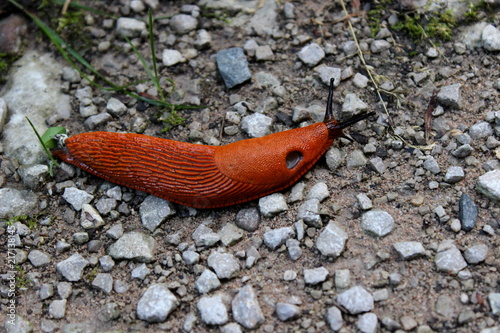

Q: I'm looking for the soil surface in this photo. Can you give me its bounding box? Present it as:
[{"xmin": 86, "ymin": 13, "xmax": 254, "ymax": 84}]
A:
[{"xmin": 1, "ymin": 1, "xmax": 500, "ymax": 333}]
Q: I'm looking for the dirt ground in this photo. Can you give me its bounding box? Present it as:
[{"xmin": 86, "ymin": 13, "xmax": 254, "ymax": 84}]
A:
[{"xmin": 1, "ymin": 0, "xmax": 500, "ymax": 332}]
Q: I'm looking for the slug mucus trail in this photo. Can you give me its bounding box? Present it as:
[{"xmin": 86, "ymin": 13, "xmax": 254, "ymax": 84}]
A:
[{"xmin": 52, "ymin": 79, "xmax": 375, "ymax": 208}]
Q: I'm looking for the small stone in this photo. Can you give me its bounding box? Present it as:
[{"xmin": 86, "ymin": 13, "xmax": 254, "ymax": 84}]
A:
[
  {"xmin": 73, "ymin": 232, "xmax": 89, "ymax": 244},
  {"xmin": 194, "ymin": 29, "xmax": 211, "ymax": 49},
  {"xmin": 469, "ymin": 121, "xmax": 493, "ymax": 140},
  {"xmin": 62, "ymin": 187, "xmax": 94, "ymax": 211},
  {"xmin": 136, "ymin": 284, "xmax": 179, "ymax": 322},
  {"xmin": 298, "ymin": 43, "xmax": 325, "ymax": 67},
  {"xmin": 347, "ymin": 150, "xmax": 368, "ymax": 169},
  {"xmin": 40, "ymin": 283, "xmax": 54, "ymax": 300},
  {"xmin": 304, "ymin": 267, "xmax": 329, "ymax": 285},
  {"xmin": 80, "ymin": 204, "xmax": 104, "ymax": 229},
  {"xmin": 369, "ymin": 157, "xmax": 386, "ymax": 174},
  {"xmin": 444, "ymin": 166, "xmax": 464, "ymax": 183},
  {"xmin": 337, "ymin": 286, "xmax": 374, "ymax": 315},
  {"xmin": 139, "ymin": 195, "xmax": 175, "ymax": 232},
  {"xmin": 370, "ymin": 40, "xmax": 390, "ymax": 53},
  {"xmin": 241, "ymin": 113, "xmax": 273, "ymax": 138},
  {"xmin": 459, "ymin": 194, "xmax": 478, "ymax": 231},
  {"xmin": 106, "ymin": 97, "xmax": 127, "ymax": 116},
  {"xmin": 57, "ymin": 282, "xmax": 72, "ymax": 299},
  {"xmin": 489, "ymin": 293, "xmax": 500, "ymax": 315},
  {"xmin": 326, "ymin": 306, "xmax": 343, "ymax": 331},
  {"xmin": 84, "ymin": 112, "xmax": 112, "ymax": 129},
  {"xmin": 437, "ymin": 83, "xmax": 462, "ymax": 109},
  {"xmin": 255, "ymin": 45, "xmax": 274, "ymax": 61},
  {"xmin": 306, "ymin": 182, "xmax": 329, "ymax": 202},
  {"xmin": 108, "ymin": 231, "xmax": 155, "ymax": 262},
  {"xmin": 423, "ymin": 156, "xmax": 441, "ymax": 174},
  {"xmin": 435, "ymin": 242, "xmax": 467, "ymax": 275},
  {"xmin": 276, "ymin": 303, "xmax": 300, "ymax": 321},
  {"xmin": 56, "ymin": 253, "xmax": 89, "ymax": 282},
  {"xmin": 207, "ymin": 251, "xmax": 240, "ymax": 279},
  {"xmin": 196, "ymin": 269, "xmax": 221, "ymax": 294},
  {"xmin": 28, "ymin": 249, "xmax": 51, "ymax": 267},
  {"xmin": 463, "ymin": 244, "xmax": 488, "ymax": 264},
  {"xmin": 92, "ymin": 273, "xmax": 113, "ymax": 294},
  {"xmin": 482, "ymin": 24, "xmax": 500, "ymax": 51},
  {"xmin": 477, "ymin": 169, "xmax": 500, "ymax": 201},
  {"xmin": 198, "ymin": 295, "xmax": 228, "ymax": 325},
  {"xmin": 356, "ymin": 193, "xmax": 373, "ymax": 210},
  {"xmin": 132, "ymin": 263, "xmax": 151, "ymax": 280},
  {"xmin": 357, "ymin": 312, "xmax": 378, "ymax": 333},
  {"xmin": 259, "ymin": 193, "xmax": 288, "ymax": 217},
  {"xmin": 316, "ymin": 221, "xmax": 348, "ymax": 257},
  {"xmin": 435, "ymin": 295, "xmax": 456, "ymax": 319},
  {"xmin": 232, "ymin": 286, "xmax": 265, "ymax": 329},
  {"xmin": 169, "ymin": 14, "xmax": 198, "ymax": 34},
  {"xmin": 263, "ymin": 227, "xmax": 295, "ymax": 250},
  {"xmin": 393, "ymin": 241, "xmax": 425, "ymax": 260},
  {"xmin": 162, "ymin": 49, "xmax": 186, "ymax": 66},
  {"xmin": 353, "ymin": 73, "xmax": 369, "ymax": 88},
  {"xmin": 99, "ymin": 255, "xmax": 115, "ymax": 272},
  {"xmin": 235, "ymin": 208, "xmax": 260, "ymax": 232},
  {"xmin": 182, "ymin": 250, "xmax": 200, "ymax": 265},
  {"xmin": 216, "ymin": 48, "xmax": 251, "ymax": 89},
  {"xmin": 106, "ymin": 223, "xmax": 123, "ymax": 240},
  {"xmin": 361, "ymin": 210, "xmax": 395, "ymax": 237},
  {"xmin": 219, "ymin": 223, "xmax": 244, "ymax": 246},
  {"xmin": 297, "ymin": 199, "xmax": 321, "ymax": 227},
  {"xmin": 342, "ymin": 94, "xmax": 368, "ymax": 117},
  {"xmin": 49, "ymin": 299, "xmax": 67, "ymax": 319},
  {"xmin": 116, "ymin": 17, "xmax": 146, "ymax": 38},
  {"xmin": 315, "ymin": 66, "xmax": 342, "ymax": 87},
  {"xmin": 452, "ymin": 144, "xmax": 473, "ymax": 158}
]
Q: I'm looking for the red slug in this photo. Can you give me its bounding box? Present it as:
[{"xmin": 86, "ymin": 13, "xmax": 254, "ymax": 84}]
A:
[{"xmin": 52, "ymin": 79, "xmax": 374, "ymax": 208}]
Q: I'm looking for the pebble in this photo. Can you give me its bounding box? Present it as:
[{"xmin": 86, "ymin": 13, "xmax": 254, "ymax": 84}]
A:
[
  {"xmin": 115, "ymin": 17, "xmax": 146, "ymax": 38},
  {"xmin": 170, "ymin": 14, "xmax": 198, "ymax": 34},
  {"xmin": 297, "ymin": 43, "xmax": 325, "ymax": 67},
  {"xmin": 342, "ymin": 40, "xmax": 357, "ymax": 56},
  {"xmin": 106, "ymin": 97, "xmax": 127, "ymax": 116},
  {"xmin": 296, "ymin": 199, "xmax": 321, "ymax": 227},
  {"xmin": 182, "ymin": 250, "xmax": 200, "ymax": 265},
  {"xmin": 361, "ymin": 210, "xmax": 395, "ymax": 237},
  {"xmin": 316, "ymin": 221, "xmax": 348, "ymax": 257},
  {"xmin": 393, "ymin": 241, "xmax": 425, "ymax": 260},
  {"xmin": 444, "ymin": 166, "xmax": 464, "ymax": 183},
  {"xmin": 437, "ymin": 83, "xmax": 462, "ymax": 109},
  {"xmin": 353, "ymin": 73, "xmax": 369, "ymax": 88},
  {"xmin": 469, "ymin": 121, "xmax": 493, "ymax": 140},
  {"xmin": 315, "ymin": 66, "xmax": 342, "ymax": 87},
  {"xmin": 246, "ymin": 246, "xmax": 261, "ymax": 267},
  {"xmin": 476, "ymin": 169, "xmax": 500, "ymax": 201},
  {"xmin": 435, "ymin": 241, "xmax": 467, "ymax": 275},
  {"xmin": 139, "ymin": 195, "xmax": 175, "ymax": 231},
  {"xmin": 219, "ymin": 223, "xmax": 243, "ymax": 246},
  {"xmin": 241, "ymin": 113, "xmax": 273, "ymax": 137},
  {"xmin": 337, "ymin": 286, "xmax": 374, "ymax": 314},
  {"xmin": 107, "ymin": 231, "xmax": 156, "ymax": 262},
  {"xmin": 99, "ymin": 255, "xmax": 114, "ymax": 272},
  {"xmin": 92, "ymin": 273, "xmax": 113, "ymax": 294},
  {"xmin": 275, "ymin": 303, "xmax": 300, "ymax": 321},
  {"xmin": 489, "ymin": 293, "xmax": 500, "ymax": 315},
  {"xmin": 255, "ymin": 45, "xmax": 274, "ymax": 61},
  {"xmin": 381, "ymin": 317, "xmax": 401, "ymax": 331},
  {"xmin": 356, "ymin": 193, "xmax": 373, "ymax": 210},
  {"xmin": 57, "ymin": 282, "xmax": 72, "ymax": 299},
  {"xmin": 28, "ymin": 250, "xmax": 51, "ymax": 267},
  {"xmin": 342, "ymin": 94, "xmax": 368, "ymax": 117},
  {"xmin": 162, "ymin": 49, "xmax": 186, "ymax": 66},
  {"xmin": 80, "ymin": 204, "xmax": 105, "ymax": 229},
  {"xmin": 132, "ymin": 263, "xmax": 151, "ymax": 280},
  {"xmin": 357, "ymin": 312, "xmax": 378, "ymax": 333},
  {"xmin": 18, "ymin": 164, "xmax": 49, "ymax": 189},
  {"xmin": 192, "ymin": 224, "xmax": 220, "ymax": 247},
  {"xmin": 459, "ymin": 194, "xmax": 478, "ymax": 231},
  {"xmin": 263, "ymin": 226, "xmax": 295, "ymax": 250},
  {"xmin": 232, "ymin": 285, "xmax": 265, "ymax": 329},
  {"xmin": 136, "ymin": 284, "xmax": 179, "ymax": 322},
  {"xmin": 220, "ymin": 323, "xmax": 243, "ymax": 333},
  {"xmin": 259, "ymin": 193, "xmax": 288, "ymax": 217},
  {"xmin": 326, "ymin": 306, "xmax": 343, "ymax": 331},
  {"xmin": 207, "ymin": 251, "xmax": 240, "ymax": 279},
  {"xmin": 304, "ymin": 267, "xmax": 329, "ymax": 285},
  {"xmin": 289, "ymin": 182, "xmax": 306, "ymax": 203},
  {"xmin": 370, "ymin": 40, "xmax": 390, "ymax": 53},
  {"xmin": 423, "ymin": 156, "xmax": 441, "ymax": 174},
  {"xmin": 286, "ymin": 239, "xmax": 302, "ymax": 261},
  {"xmin": 435, "ymin": 295, "xmax": 456, "ymax": 319},
  {"xmin": 56, "ymin": 253, "xmax": 89, "ymax": 281},
  {"xmin": 482, "ymin": 24, "xmax": 500, "ymax": 51},
  {"xmin": 452, "ymin": 144, "xmax": 473, "ymax": 158},
  {"xmin": 248, "ymin": 0, "xmax": 278, "ymax": 36},
  {"xmin": 347, "ymin": 149, "xmax": 368, "ymax": 169},
  {"xmin": 62, "ymin": 187, "xmax": 94, "ymax": 211},
  {"xmin": 49, "ymin": 299, "xmax": 67, "ymax": 319},
  {"xmin": 194, "ymin": 29, "xmax": 211, "ymax": 49},
  {"xmin": 306, "ymin": 182, "xmax": 329, "ymax": 202},
  {"xmin": 216, "ymin": 47, "xmax": 251, "ymax": 88},
  {"xmin": 463, "ymin": 244, "xmax": 488, "ymax": 264},
  {"xmin": 84, "ymin": 112, "xmax": 112, "ymax": 129},
  {"xmin": 196, "ymin": 269, "xmax": 221, "ymax": 293},
  {"xmin": 369, "ymin": 157, "xmax": 386, "ymax": 174},
  {"xmin": 106, "ymin": 223, "xmax": 123, "ymax": 240},
  {"xmin": 40, "ymin": 283, "xmax": 54, "ymax": 300},
  {"xmin": 198, "ymin": 295, "xmax": 228, "ymax": 325},
  {"xmin": 235, "ymin": 208, "xmax": 260, "ymax": 232}
]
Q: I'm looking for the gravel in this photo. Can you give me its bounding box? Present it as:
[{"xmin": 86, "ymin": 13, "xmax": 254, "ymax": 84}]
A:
[{"xmin": 136, "ymin": 284, "xmax": 179, "ymax": 323}]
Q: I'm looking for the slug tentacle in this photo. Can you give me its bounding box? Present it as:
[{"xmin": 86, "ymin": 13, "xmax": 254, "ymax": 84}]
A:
[{"xmin": 52, "ymin": 79, "xmax": 375, "ymax": 208}]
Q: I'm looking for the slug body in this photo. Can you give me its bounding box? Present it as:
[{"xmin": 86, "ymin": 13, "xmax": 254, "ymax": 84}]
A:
[{"xmin": 52, "ymin": 80, "xmax": 373, "ymax": 208}]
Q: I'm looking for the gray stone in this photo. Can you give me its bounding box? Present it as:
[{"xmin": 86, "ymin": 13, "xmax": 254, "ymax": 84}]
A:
[
  {"xmin": 62, "ymin": 187, "xmax": 94, "ymax": 211},
  {"xmin": 469, "ymin": 121, "xmax": 493, "ymax": 140},
  {"xmin": 57, "ymin": 282, "xmax": 72, "ymax": 299},
  {"xmin": 108, "ymin": 232, "xmax": 155, "ymax": 262},
  {"xmin": 255, "ymin": 45, "xmax": 274, "ymax": 61},
  {"xmin": 297, "ymin": 199, "xmax": 321, "ymax": 227},
  {"xmin": 489, "ymin": 293, "xmax": 500, "ymax": 315},
  {"xmin": 196, "ymin": 269, "xmax": 221, "ymax": 294},
  {"xmin": 276, "ymin": 302, "xmax": 300, "ymax": 321},
  {"xmin": 284, "ymin": 2, "xmax": 295, "ymax": 18},
  {"xmin": 353, "ymin": 73, "xmax": 369, "ymax": 88},
  {"xmin": 298, "ymin": 43, "xmax": 325, "ymax": 67},
  {"xmin": 259, "ymin": 193, "xmax": 288, "ymax": 217},
  {"xmin": 162, "ymin": 49, "xmax": 186, "ymax": 66},
  {"xmin": 49, "ymin": 299, "xmax": 67, "ymax": 319},
  {"xmin": 435, "ymin": 242, "xmax": 467, "ymax": 275},
  {"xmin": 106, "ymin": 97, "xmax": 127, "ymax": 116},
  {"xmin": 246, "ymin": 246, "xmax": 261, "ymax": 268},
  {"xmin": 182, "ymin": 250, "xmax": 200, "ymax": 265},
  {"xmin": 80, "ymin": 203, "xmax": 105, "ymax": 229},
  {"xmin": 369, "ymin": 157, "xmax": 386, "ymax": 174},
  {"xmin": 235, "ymin": 208, "xmax": 260, "ymax": 232},
  {"xmin": 136, "ymin": 284, "xmax": 179, "ymax": 322},
  {"xmin": 248, "ymin": 0, "xmax": 278, "ymax": 35},
  {"xmin": 452, "ymin": 144, "xmax": 473, "ymax": 158},
  {"xmin": 220, "ymin": 323, "xmax": 243, "ymax": 333},
  {"xmin": 194, "ymin": 29, "xmax": 211, "ymax": 49},
  {"xmin": 315, "ymin": 67, "xmax": 342, "ymax": 87},
  {"xmin": 444, "ymin": 166, "xmax": 464, "ymax": 183},
  {"xmin": 423, "ymin": 156, "xmax": 441, "ymax": 174},
  {"xmin": 140, "ymin": 195, "xmax": 175, "ymax": 231},
  {"xmin": 232, "ymin": 285, "xmax": 265, "ymax": 329},
  {"xmin": 342, "ymin": 41, "xmax": 357, "ymax": 56},
  {"xmin": 357, "ymin": 313, "xmax": 378, "ymax": 333},
  {"xmin": 381, "ymin": 317, "xmax": 401, "ymax": 331},
  {"xmin": 207, "ymin": 251, "xmax": 240, "ymax": 279},
  {"xmin": 437, "ymin": 83, "xmax": 462, "ymax": 109},
  {"xmin": 482, "ymin": 24, "xmax": 500, "ymax": 51},
  {"xmin": 170, "ymin": 14, "xmax": 197, "ymax": 34},
  {"xmin": 370, "ymin": 40, "xmax": 390, "ymax": 53},
  {"xmin": 337, "ymin": 286, "xmax": 374, "ymax": 315},
  {"xmin": 106, "ymin": 223, "xmax": 123, "ymax": 240},
  {"xmin": 463, "ymin": 243, "xmax": 488, "ymax": 264},
  {"xmin": 306, "ymin": 182, "xmax": 329, "ymax": 202},
  {"xmin": 219, "ymin": 223, "xmax": 244, "ymax": 246},
  {"xmin": 316, "ymin": 221, "xmax": 348, "ymax": 257},
  {"xmin": 241, "ymin": 113, "xmax": 273, "ymax": 137},
  {"xmin": 263, "ymin": 227, "xmax": 295, "ymax": 250},
  {"xmin": 459, "ymin": 193, "xmax": 478, "ymax": 231},
  {"xmin": 356, "ymin": 193, "xmax": 373, "ymax": 210},
  {"xmin": 18, "ymin": 164, "xmax": 49, "ymax": 189},
  {"xmin": 326, "ymin": 306, "xmax": 343, "ymax": 331},
  {"xmin": 286, "ymin": 239, "xmax": 302, "ymax": 261},
  {"xmin": 435, "ymin": 295, "xmax": 456, "ymax": 319},
  {"xmin": 84, "ymin": 112, "xmax": 112, "ymax": 129},
  {"xmin": 56, "ymin": 253, "xmax": 89, "ymax": 282},
  {"xmin": 361, "ymin": 210, "xmax": 395, "ymax": 237},
  {"xmin": 192, "ymin": 224, "xmax": 220, "ymax": 247},
  {"xmin": 40, "ymin": 283, "xmax": 54, "ymax": 300},
  {"xmin": 0, "ymin": 188, "xmax": 38, "ymax": 218},
  {"xmin": 347, "ymin": 150, "xmax": 368, "ymax": 169},
  {"xmin": 99, "ymin": 255, "xmax": 115, "ymax": 272},
  {"xmin": 304, "ymin": 267, "xmax": 329, "ymax": 285},
  {"xmin": 289, "ymin": 182, "xmax": 306, "ymax": 203},
  {"xmin": 342, "ymin": 94, "xmax": 368, "ymax": 117},
  {"xmin": 28, "ymin": 250, "xmax": 51, "ymax": 267},
  {"xmin": 216, "ymin": 48, "xmax": 251, "ymax": 88},
  {"xmin": 326, "ymin": 147, "xmax": 342, "ymax": 171},
  {"xmin": 393, "ymin": 241, "xmax": 425, "ymax": 260},
  {"xmin": 477, "ymin": 169, "xmax": 500, "ymax": 201},
  {"xmin": 197, "ymin": 295, "xmax": 228, "ymax": 325},
  {"xmin": 132, "ymin": 263, "xmax": 151, "ymax": 280},
  {"xmin": 116, "ymin": 17, "xmax": 146, "ymax": 38},
  {"xmin": 92, "ymin": 273, "xmax": 113, "ymax": 294}
]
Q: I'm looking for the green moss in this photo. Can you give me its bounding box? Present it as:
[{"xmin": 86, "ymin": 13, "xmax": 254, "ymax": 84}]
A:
[
  {"xmin": 393, "ymin": 14, "xmax": 426, "ymax": 40},
  {"xmin": 367, "ymin": 0, "xmax": 394, "ymax": 37},
  {"xmin": 159, "ymin": 110, "xmax": 186, "ymax": 132},
  {"xmin": 3, "ymin": 215, "xmax": 38, "ymax": 229},
  {"xmin": 0, "ymin": 53, "xmax": 20, "ymax": 83},
  {"xmin": 393, "ymin": 10, "xmax": 456, "ymax": 42}
]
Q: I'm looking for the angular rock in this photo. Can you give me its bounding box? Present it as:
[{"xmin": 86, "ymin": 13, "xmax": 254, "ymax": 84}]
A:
[
  {"xmin": 316, "ymin": 221, "xmax": 348, "ymax": 257},
  {"xmin": 337, "ymin": 286, "xmax": 374, "ymax": 315},
  {"xmin": 0, "ymin": 188, "xmax": 38, "ymax": 218},
  {"xmin": 232, "ymin": 286, "xmax": 265, "ymax": 329},
  {"xmin": 275, "ymin": 303, "xmax": 300, "ymax": 321},
  {"xmin": 463, "ymin": 244, "xmax": 488, "ymax": 264},
  {"xmin": 216, "ymin": 48, "xmax": 251, "ymax": 88},
  {"xmin": 459, "ymin": 194, "xmax": 478, "ymax": 231},
  {"xmin": 393, "ymin": 242, "xmax": 425, "ymax": 260},
  {"xmin": 56, "ymin": 253, "xmax": 89, "ymax": 282},
  {"xmin": 139, "ymin": 195, "xmax": 175, "ymax": 231},
  {"xmin": 136, "ymin": 284, "xmax": 179, "ymax": 322},
  {"xmin": 197, "ymin": 295, "xmax": 228, "ymax": 325},
  {"xmin": 241, "ymin": 113, "xmax": 273, "ymax": 138},
  {"xmin": 304, "ymin": 267, "xmax": 329, "ymax": 285},
  {"xmin": 196, "ymin": 269, "xmax": 221, "ymax": 294},
  {"xmin": 62, "ymin": 187, "xmax": 94, "ymax": 211},
  {"xmin": 263, "ymin": 227, "xmax": 295, "ymax": 250},
  {"xmin": 207, "ymin": 251, "xmax": 240, "ymax": 279},
  {"xmin": 298, "ymin": 43, "xmax": 325, "ymax": 67},
  {"xmin": 437, "ymin": 83, "xmax": 462, "ymax": 109},
  {"xmin": 259, "ymin": 193, "xmax": 288, "ymax": 217},
  {"xmin": 108, "ymin": 232, "xmax": 155, "ymax": 262},
  {"xmin": 326, "ymin": 306, "xmax": 343, "ymax": 331},
  {"xmin": 477, "ymin": 169, "xmax": 500, "ymax": 201},
  {"xmin": 435, "ymin": 242, "xmax": 467, "ymax": 275},
  {"xmin": 361, "ymin": 210, "xmax": 395, "ymax": 237},
  {"xmin": 170, "ymin": 14, "xmax": 198, "ymax": 34}
]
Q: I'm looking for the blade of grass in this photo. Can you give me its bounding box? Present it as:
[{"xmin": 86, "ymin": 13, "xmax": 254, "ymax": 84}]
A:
[{"xmin": 26, "ymin": 117, "xmax": 60, "ymax": 175}]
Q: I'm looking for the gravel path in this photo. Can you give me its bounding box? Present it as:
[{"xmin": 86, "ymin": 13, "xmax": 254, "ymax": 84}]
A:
[{"xmin": 1, "ymin": 1, "xmax": 500, "ymax": 332}]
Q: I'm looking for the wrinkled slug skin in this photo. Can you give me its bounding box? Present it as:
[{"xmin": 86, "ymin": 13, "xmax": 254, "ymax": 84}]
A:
[{"xmin": 51, "ymin": 122, "xmax": 337, "ymax": 208}]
